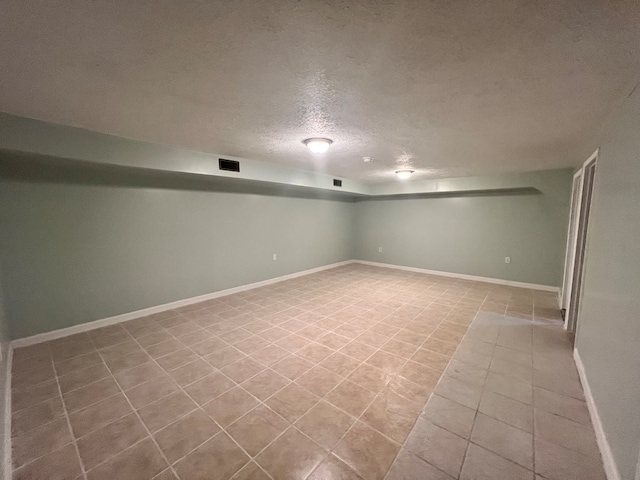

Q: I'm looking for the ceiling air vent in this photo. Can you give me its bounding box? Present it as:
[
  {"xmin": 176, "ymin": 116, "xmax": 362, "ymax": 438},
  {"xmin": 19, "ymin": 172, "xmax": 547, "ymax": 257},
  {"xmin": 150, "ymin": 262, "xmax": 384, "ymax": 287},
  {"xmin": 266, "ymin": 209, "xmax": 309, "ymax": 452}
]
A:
[
  {"xmin": 219, "ymin": 159, "xmax": 240, "ymax": 172},
  {"xmin": 333, "ymin": 179, "xmax": 342, "ymax": 187}
]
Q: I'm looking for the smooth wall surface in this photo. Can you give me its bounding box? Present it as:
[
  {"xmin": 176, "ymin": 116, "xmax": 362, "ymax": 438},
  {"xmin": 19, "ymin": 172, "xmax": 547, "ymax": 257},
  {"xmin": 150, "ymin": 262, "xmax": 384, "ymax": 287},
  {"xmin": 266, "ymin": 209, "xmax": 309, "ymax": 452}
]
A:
[
  {"xmin": 576, "ymin": 85, "xmax": 640, "ymax": 479},
  {"xmin": 0, "ymin": 274, "xmax": 8, "ymax": 479},
  {"xmin": 0, "ymin": 169, "xmax": 355, "ymax": 339},
  {"xmin": 353, "ymin": 169, "xmax": 573, "ymax": 287}
]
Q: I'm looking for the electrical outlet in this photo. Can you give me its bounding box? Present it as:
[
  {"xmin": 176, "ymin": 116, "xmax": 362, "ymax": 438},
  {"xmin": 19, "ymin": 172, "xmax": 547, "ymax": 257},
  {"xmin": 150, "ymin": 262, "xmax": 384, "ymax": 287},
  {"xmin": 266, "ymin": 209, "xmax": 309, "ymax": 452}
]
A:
[
  {"xmin": 273, "ymin": 253, "xmax": 277, "ymax": 261},
  {"xmin": 505, "ymin": 256, "xmax": 511, "ymax": 264},
  {"xmin": 378, "ymin": 247, "xmax": 383, "ymax": 253}
]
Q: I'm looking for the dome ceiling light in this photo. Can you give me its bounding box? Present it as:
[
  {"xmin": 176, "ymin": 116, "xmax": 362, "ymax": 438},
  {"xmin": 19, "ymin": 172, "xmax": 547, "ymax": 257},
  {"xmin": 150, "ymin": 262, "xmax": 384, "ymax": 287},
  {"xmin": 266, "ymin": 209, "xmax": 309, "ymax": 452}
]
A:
[
  {"xmin": 395, "ymin": 170, "xmax": 415, "ymax": 179},
  {"xmin": 303, "ymin": 137, "xmax": 333, "ymax": 154}
]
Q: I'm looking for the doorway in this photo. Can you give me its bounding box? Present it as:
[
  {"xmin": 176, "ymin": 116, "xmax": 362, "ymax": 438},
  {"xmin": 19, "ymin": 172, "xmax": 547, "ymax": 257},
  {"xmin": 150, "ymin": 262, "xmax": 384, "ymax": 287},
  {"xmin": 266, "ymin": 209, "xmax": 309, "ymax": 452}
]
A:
[
  {"xmin": 560, "ymin": 170, "xmax": 583, "ymax": 318},
  {"xmin": 564, "ymin": 151, "xmax": 598, "ymax": 332}
]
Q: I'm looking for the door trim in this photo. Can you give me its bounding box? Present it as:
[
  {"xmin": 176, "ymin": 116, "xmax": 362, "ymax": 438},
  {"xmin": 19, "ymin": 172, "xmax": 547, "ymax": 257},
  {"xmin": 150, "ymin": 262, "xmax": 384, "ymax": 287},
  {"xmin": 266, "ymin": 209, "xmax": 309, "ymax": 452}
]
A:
[{"xmin": 565, "ymin": 149, "xmax": 598, "ymax": 332}]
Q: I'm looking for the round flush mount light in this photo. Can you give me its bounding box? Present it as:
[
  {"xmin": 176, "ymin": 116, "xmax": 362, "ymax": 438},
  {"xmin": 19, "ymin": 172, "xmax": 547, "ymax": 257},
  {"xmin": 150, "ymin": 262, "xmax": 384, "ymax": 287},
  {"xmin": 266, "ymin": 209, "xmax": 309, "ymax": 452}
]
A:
[
  {"xmin": 363, "ymin": 156, "xmax": 373, "ymax": 163},
  {"xmin": 395, "ymin": 169, "xmax": 415, "ymax": 180},
  {"xmin": 303, "ymin": 138, "xmax": 333, "ymax": 154}
]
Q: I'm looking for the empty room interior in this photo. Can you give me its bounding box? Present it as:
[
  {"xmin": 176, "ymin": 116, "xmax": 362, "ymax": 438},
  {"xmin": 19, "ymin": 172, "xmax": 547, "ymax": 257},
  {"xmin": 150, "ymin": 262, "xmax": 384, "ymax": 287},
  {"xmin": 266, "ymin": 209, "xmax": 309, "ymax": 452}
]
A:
[{"xmin": 0, "ymin": 2, "xmax": 639, "ymax": 480}]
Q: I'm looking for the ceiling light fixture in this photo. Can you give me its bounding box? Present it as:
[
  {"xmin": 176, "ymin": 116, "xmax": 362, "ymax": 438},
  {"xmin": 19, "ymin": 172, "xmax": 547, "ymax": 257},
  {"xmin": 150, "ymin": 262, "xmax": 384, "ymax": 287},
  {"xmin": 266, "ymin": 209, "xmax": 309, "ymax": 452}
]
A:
[
  {"xmin": 363, "ymin": 156, "xmax": 373, "ymax": 163},
  {"xmin": 303, "ymin": 137, "xmax": 333, "ymax": 154},
  {"xmin": 395, "ymin": 169, "xmax": 415, "ymax": 179}
]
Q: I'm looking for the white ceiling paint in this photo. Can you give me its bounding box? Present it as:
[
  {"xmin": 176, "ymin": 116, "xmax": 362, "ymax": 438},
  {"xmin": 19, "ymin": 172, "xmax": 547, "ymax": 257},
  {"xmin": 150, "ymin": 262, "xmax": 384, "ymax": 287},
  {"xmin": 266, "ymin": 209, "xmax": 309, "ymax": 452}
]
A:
[{"xmin": 0, "ymin": 1, "xmax": 639, "ymax": 183}]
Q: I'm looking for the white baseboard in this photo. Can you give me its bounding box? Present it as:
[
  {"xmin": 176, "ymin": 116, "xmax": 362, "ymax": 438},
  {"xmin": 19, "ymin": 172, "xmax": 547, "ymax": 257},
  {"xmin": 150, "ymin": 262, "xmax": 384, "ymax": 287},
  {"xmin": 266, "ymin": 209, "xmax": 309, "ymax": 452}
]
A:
[
  {"xmin": 11, "ymin": 260, "xmax": 354, "ymax": 349},
  {"xmin": 11, "ymin": 258, "xmax": 559, "ymax": 349},
  {"xmin": 353, "ymin": 260, "xmax": 559, "ymax": 293},
  {"xmin": 574, "ymin": 349, "xmax": 620, "ymax": 480},
  {"xmin": 3, "ymin": 344, "xmax": 12, "ymax": 480}
]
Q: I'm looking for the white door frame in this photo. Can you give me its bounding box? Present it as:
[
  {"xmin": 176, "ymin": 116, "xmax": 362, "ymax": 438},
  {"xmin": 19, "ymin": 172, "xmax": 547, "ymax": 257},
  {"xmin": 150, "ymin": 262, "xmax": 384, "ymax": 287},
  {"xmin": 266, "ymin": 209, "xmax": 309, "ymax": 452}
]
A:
[
  {"xmin": 560, "ymin": 169, "xmax": 584, "ymax": 316},
  {"xmin": 564, "ymin": 148, "xmax": 598, "ymax": 332}
]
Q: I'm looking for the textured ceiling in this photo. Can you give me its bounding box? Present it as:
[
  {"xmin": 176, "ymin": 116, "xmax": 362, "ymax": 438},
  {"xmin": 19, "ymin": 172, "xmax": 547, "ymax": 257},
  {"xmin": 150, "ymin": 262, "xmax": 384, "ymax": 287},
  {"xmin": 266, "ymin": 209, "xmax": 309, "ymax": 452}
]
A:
[{"xmin": 1, "ymin": 1, "xmax": 639, "ymax": 183}]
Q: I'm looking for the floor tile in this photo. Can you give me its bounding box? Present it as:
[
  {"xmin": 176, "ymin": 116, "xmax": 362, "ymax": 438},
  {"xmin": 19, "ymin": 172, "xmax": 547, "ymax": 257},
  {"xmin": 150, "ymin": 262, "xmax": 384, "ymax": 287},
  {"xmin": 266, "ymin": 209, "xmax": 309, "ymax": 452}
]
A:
[
  {"xmin": 12, "ymin": 417, "xmax": 73, "ymax": 468},
  {"xmin": 202, "ymin": 387, "xmax": 259, "ymax": 427},
  {"xmin": 385, "ymin": 449, "xmax": 455, "ymax": 480},
  {"xmin": 12, "ymin": 444, "xmax": 83, "ymax": 480},
  {"xmin": 63, "ymin": 377, "xmax": 121, "ymax": 412},
  {"xmin": 297, "ymin": 343, "xmax": 335, "ymax": 363},
  {"xmin": 307, "ymin": 454, "xmax": 364, "ymax": 480},
  {"xmin": 296, "ymin": 401, "xmax": 354, "ymax": 449},
  {"xmin": 256, "ymin": 427, "xmax": 326, "ymax": 480},
  {"xmin": 410, "ymin": 348, "xmax": 452, "ymax": 371},
  {"xmin": 296, "ymin": 366, "xmax": 342, "ymax": 397},
  {"xmin": 339, "ymin": 341, "xmax": 377, "ymax": 361},
  {"xmin": 470, "ymin": 413, "xmax": 533, "ymax": 469},
  {"xmin": 58, "ymin": 363, "xmax": 111, "ymax": 393},
  {"xmin": 203, "ymin": 347, "xmax": 246, "ymax": 369},
  {"xmin": 534, "ymin": 436, "xmax": 606, "ymax": 480},
  {"xmin": 421, "ymin": 394, "xmax": 476, "ymax": 439},
  {"xmin": 362, "ymin": 389, "xmax": 422, "ymax": 443},
  {"xmin": 86, "ymin": 438, "xmax": 168, "ymax": 480},
  {"xmin": 460, "ymin": 444, "xmax": 533, "ymax": 480},
  {"xmin": 333, "ymin": 421, "xmax": 400, "ymax": 480},
  {"xmin": 534, "ymin": 409, "xmax": 600, "ymax": 456},
  {"xmin": 533, "ymin": 386, "xmax": 590, "ymax": 425},
  {"xmin": 265, "ymin": 383, "xmax": 319, "ymax": 422},
  {"xmin": 320, "ymin": 352, "xmax": 362, "ymax": 377},
  {"xmin": 125, "ymin": 375, "xmax": 180, "ymax": 409},
  {"xmin": 231, "ymin": 461, "xmax": 271, "ymax": 480},
  {"xmin": 434, "ymin": 375, "xmax": 483, "ymax": 410},
  {"xmin": 77, "ymin": 413, "xmax": 148, "ymax": 469},
  {"xmin": 221, "ymin": 357, "xmax": 265, "ymax": 383},
  {"xmin": 12, "ymin": 396, "xmax": 65, "ymax": 438},
  {"xmin": 168, "ymin": 358, "xmax": 214, "ymax": 387},
  {"xmin": 154, "ymin": 409, "xmax": 221, "ymax": 463},
  {"xmin": 347, "ymin": 364, "xmax": 389, "ymax": 393},
  {"xmin": 250, "ymin": 344, "xmax": 290, "ymax": 366},
  {"xmin": 156, "ymin": 349, "xmax": 200, "ymax": 371},
  {"xmin": 241, "ymin": 369, "xmax": 290, "ymax": 400},
  {"xmin": 478, "ymin": 390, "xmax": 533, "ymax": 433},
  {"xmin": 69, "ymin": 392, "xmax": 133, "ymax": 438},
  {"xmin": 138, "ymin": 391, "xmax": 198, "ymax": 432},
  {"xmin": 104, "ymin": 350, "xmax": 152, "ymax": 374},
  {"xmin": 404, "ymin": 418, "xmax": 468, "ymax": 478},
  {"xmin": 183, "ymin": 372, "xmax": 236, "ymax": 405},
  {"xmin": 325, "ymin": 379, "xmax": 376, "ymax": 417},
  {"xmin": 11, "ymin": 266, "xmax": 602, "ymax": 480},
  {"xmin": 114, "ymin": 362, "xmax": 164, "ymax": 390},
  {"xmin": 227, "ymin": 405, "xmax": 289, "ymax": 456}
]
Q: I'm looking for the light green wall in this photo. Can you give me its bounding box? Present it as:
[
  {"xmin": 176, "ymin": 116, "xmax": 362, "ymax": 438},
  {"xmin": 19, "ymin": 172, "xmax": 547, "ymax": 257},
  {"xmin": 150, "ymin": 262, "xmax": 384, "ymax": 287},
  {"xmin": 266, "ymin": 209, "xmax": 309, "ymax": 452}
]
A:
[
  {"xmin": 0, "ymin": 165, "xmax": 355, "ymax": 339},
  {"xmin": 353, "ymin": 169, "xmax": 574, "ymax": 287},
  {"xmin": 575, "ymin": 86, "xmax": 640, "ymax": 479},
  {"xmin": 0, "ymin": 112, "xmax": 370, "ymax": 195}
]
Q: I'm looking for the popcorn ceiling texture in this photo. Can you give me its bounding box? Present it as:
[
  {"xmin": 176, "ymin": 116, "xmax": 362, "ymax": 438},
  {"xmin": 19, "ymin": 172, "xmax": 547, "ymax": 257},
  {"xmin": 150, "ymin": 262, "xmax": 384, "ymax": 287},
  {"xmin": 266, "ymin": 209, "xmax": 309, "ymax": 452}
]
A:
[{"xmin": 1, "ymin": 1, "xmax": 639, "ymax": 182}]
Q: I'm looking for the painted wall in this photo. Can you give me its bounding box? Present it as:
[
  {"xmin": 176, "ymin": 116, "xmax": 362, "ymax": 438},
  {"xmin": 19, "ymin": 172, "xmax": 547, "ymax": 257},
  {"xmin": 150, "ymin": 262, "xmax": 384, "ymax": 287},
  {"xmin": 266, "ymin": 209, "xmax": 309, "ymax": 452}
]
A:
[
  {"xmin": 575, "ymin": 86, "xmax": 640, "ymax": 479},
  {"xmin": 0, "ymin": 274, "xmax": 9, "ymax": 480},
  {"xmin": 353, "ymin": 169, "xmax": 574, "ymax": 287},
  {"xmin": 0, "ymin": 164, "xmax": 355, "ymax": 339}
]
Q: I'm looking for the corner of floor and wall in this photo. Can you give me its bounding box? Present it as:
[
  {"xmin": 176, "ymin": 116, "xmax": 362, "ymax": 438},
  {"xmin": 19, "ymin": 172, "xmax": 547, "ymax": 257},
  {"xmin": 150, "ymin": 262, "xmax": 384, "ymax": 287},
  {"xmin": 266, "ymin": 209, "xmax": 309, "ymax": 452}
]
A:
[{"xmin": 0, "ymin": 87, "xmax": 639, "ymax": 478}]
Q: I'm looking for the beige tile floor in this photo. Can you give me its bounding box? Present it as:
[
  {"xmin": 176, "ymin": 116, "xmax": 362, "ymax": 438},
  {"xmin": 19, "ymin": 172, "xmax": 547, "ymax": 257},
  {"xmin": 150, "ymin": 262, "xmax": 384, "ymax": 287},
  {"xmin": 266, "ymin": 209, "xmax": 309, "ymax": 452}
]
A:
[{"xmin": 10, "ymin": 264, "xmax": 605, "ymax": 480}]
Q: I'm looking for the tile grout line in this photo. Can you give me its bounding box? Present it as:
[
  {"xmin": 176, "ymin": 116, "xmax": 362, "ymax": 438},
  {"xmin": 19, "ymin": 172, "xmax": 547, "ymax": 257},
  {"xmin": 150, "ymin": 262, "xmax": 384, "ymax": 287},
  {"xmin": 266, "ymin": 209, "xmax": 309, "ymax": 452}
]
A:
[
  {"xmin": 117, "ymin": 319, "xmax": 280, "ymax": 480},
  {"xmin": 386, "ymin": 288, "xmax": 488, "ymax": 480},
  {"xmin": 50, "ymin": 355, "xmax": 89, "ymax": 480},
  {"xmin": 11, "ymin": 266, "xmax": 564, "ymax": 480},
  {"xmin": 307, "ymin": 289, "xmax": 479, "ymax": 479},
  {"xmin": 90, "ymin": 333, "xmax": 182, "ymax": 480}
]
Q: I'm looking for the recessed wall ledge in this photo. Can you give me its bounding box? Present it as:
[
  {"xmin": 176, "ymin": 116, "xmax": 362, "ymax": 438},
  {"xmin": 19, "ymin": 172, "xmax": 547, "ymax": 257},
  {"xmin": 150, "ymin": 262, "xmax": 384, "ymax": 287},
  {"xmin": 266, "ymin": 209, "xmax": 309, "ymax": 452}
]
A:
[{"xmin": 0, "ymin": 112, "xmax": 563, "ymax": 198}]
